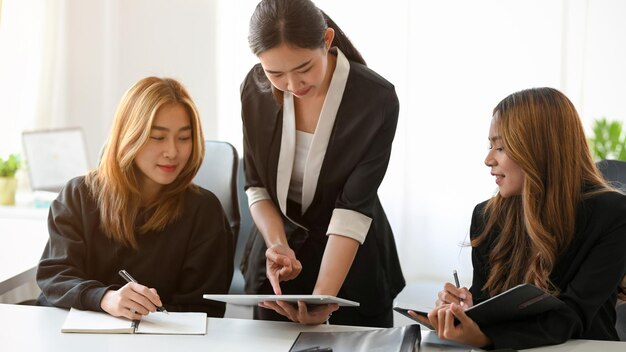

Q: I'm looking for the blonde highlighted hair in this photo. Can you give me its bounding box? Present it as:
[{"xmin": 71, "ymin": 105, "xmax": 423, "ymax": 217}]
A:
[
  {"xmin": 473, "ymin": 87, "xmax": 612, "ymax": 295},
  {"xmin": 86, "ymin": 77, "xmax": 205, "ymax": 248}
]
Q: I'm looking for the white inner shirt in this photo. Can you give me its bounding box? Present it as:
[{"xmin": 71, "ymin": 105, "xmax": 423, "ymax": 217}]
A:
[{"xmin": 288, "ymin": 130, "xmax": 314, "ymax": 204}]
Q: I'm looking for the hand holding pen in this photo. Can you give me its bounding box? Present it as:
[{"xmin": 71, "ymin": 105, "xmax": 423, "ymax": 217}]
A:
[
  {"xmin": 453, "ymin": 270, "xmax": 464, "ymax": 305},
  {"xmin": 118, "ymin": 270, "xmax": 169, "ymax": 314},
  {"xmin": 99, "ymin": 269, "xmax": 168, "ymax": 320},
  {"xmin": 434, "ymin": 270, "xmax": 473, "ymax": 309}
]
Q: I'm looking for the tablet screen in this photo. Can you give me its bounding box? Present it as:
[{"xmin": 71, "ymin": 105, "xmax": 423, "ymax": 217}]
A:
[{"xmin": 203, "ymin": 294, "xmax": 360, "ymax": 307}]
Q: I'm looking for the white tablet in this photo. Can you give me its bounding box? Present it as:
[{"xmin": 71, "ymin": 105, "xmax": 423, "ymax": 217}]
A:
[{"xmin": 203, "ymin": 294, "xmax": 360, "ymax": 307}]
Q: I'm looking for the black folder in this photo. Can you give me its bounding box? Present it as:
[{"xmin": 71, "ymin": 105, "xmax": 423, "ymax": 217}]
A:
[
  {"xmin": 289, "ymin": 324, "xmax": 421, "ymax": 352},
  {"xmin": 465, "ymin": 283, "xmax": 563, "ymax": 325}
]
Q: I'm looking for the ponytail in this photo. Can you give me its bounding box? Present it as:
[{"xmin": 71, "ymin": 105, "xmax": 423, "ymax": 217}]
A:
[{"xmin": 321, "ymin": 10, "xmax": 366, "ymax": 66}]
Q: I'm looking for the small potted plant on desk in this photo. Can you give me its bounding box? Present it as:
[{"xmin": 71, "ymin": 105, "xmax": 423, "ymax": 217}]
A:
[{"xmin": 0, "ymin": 153, "xmax": 22, "ymax": 206}]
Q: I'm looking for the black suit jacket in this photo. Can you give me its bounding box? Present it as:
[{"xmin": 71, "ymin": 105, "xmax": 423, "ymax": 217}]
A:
[
  {"xmin": 470, "ymin": 190, "xmax": 626, "ymax": 349},
  {"xmin": 240, "ymin": 59, "xmax": 405, "ymax": 316}
]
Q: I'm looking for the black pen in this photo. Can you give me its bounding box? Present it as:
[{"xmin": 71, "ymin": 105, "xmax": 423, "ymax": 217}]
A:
[
  {"xmin": 453, "ymin": 269, "xmax": 463, "ymax": 304},
  {"xmin": 118, "ymin": 269, "xmax": 169, "ymax": 314},
  {"xmin": 292, "ymin": 347, "xmax": 333, "ymax": 352}
]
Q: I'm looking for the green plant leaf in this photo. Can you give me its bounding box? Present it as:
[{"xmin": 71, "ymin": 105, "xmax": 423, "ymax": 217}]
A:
[
  {"xmin": 588, "ymin": 118, "xmax": 626, "ymax": 161},
  {"xmin": 618, "ymin": 146, "xmax": 626, "ymax": 161},
  {"xmin": 0, "ymin": 153, "xmax": 21, "ymax": 177}
]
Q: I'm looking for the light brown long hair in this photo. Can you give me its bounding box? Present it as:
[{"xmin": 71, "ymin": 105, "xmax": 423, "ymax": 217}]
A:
[
  {"xmin": 86, "ymin": 77, "xmax": 205, "ymax": 248},
  {"xmin": 473, "ymin": 87, "xmax": 611, "ymax": 295}
]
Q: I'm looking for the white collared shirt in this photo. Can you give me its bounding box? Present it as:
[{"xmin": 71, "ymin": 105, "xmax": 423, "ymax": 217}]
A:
[{"xmin": 288, "ymin": 130, "xmax": 314, "ymax": 204}]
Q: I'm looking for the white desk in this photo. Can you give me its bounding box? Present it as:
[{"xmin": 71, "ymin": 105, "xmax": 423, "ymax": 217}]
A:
[
  {"xmin": 0, "ymin": 304, "xmax": 370, "ymax": 352},
  {"xmin": 0, "ymin": 204, "xmax": 49, "ymax": 298},
  {"xmin": 0, "ymin": 304, "xmax": 624, "ymax": 352}
]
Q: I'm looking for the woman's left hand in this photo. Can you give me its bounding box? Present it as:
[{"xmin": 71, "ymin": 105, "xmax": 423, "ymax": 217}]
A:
[
  {"xmin": 258, "ymin": 300, "xmax": 339, "ymax": 325},
  {"xmin": 426, "ymin": 303, "xmax": 491, "ymax": 348}
]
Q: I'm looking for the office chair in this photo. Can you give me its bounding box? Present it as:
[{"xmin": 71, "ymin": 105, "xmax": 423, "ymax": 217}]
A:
[
  {"xmin": 596, "ymin": 159, "xmax": 626, "ymax": 341},
  {"xmin": 597, "ymin": 159, "xmax": 626, "ymax": 192},
  {"xmin": 193, "ymin": 140, "xmax": 255, "ymax": 294},
  {"xmin": 229, "ymin": 158, "xmax": 254, "ymax": 294},
  {"xmin": 193, "ymin": 140, "xmax": 241, "ymax": 249}
]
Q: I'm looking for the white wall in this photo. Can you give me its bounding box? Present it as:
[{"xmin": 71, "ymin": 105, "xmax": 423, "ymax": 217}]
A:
[
  {"xmin": 0, "ymin": 0, "xmax": 219, "ymax": 165},
  {"xmin": 57, "ymin": 0, "xmax": 220, "ymax": 166},
  {"xmin": 2, "ymin": 0, "xmax": 626, "ymax": 286}
]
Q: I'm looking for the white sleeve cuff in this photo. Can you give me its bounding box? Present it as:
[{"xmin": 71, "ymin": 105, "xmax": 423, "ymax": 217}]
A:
[
  {"xmin": 326, "ymin": 208, "xmax": 372, "ymax": 244},
  {"xmin": 245, "ymin": 187, "xmax": 271, "ymax": 207}
]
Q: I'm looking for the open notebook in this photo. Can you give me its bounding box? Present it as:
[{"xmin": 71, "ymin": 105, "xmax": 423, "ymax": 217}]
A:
[{"xmin": 61, "ymin": 308, "xmax": 207, "ymax": 335}]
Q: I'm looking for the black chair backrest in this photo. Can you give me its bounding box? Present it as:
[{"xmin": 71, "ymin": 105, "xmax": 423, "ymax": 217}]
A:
[
  {"xmin": 229, "ymin": 158, "xmax": 254, "ymax": 294},
  {"xmin": 193, "ymin": 140, "xmax": 240, "ymax": 245},
  {"xmin": 597, "ymin": 159, "xmax": 626, "ymax": 191},
  {"xmin": 597, "ymin": 159, "xmax": 626, "ymax": 341}
]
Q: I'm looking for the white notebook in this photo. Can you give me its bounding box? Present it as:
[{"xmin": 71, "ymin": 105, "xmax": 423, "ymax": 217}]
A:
[{"xmin": 61, "ymin": 308, "xmax": 207, "ymax": 335}]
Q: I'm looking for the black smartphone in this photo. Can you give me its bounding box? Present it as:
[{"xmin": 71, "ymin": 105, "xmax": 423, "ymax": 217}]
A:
[{"xmin": 393, "ymin": 306, "xmax": 434, "ymax": 330}]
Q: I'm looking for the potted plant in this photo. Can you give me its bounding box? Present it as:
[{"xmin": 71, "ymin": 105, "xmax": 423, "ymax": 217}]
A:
[
  {"xmin": 587, "ymin": 117, "xmax": 626, "ymax": 161},
  {"xmin": 0, "ymin": 153, "xmax": 22, "ymax": 205}
]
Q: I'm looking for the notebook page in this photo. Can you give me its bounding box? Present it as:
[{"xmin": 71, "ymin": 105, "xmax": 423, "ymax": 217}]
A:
[
  {"xmin": 61, "ymin": 308, "xmax": 134, "ymax": 333},
  {"xmin": 135, "ymin": 312, "xmax": 207, "ymax": 335}
]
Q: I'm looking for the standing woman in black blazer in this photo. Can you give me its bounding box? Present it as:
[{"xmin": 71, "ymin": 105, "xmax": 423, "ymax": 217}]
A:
[
  {"xmin": 240, "ymin": 0, "xmax": 405, "ymax": 327},
  {"xmin": 413, "ymin": 88, "xmax": 626, "ymax": 349}
]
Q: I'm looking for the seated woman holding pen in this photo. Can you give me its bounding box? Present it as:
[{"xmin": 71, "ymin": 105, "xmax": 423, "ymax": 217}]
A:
[
  {"xmin": 412, "ymin": 87, "xmax": 626, "ymax": 349},
  {"xmin": 36, "ymin": 77, "xmax": 234, "ymax": 319}
]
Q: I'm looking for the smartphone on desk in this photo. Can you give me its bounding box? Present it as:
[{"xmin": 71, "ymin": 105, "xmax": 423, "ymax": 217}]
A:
[{"xmin": 393, "ymin": 303, "xmax": 434, "ymax": 330}]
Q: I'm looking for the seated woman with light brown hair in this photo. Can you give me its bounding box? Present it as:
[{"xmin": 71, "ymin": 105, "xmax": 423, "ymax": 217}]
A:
[
  {"xmin": 413, "ymin": 87, "xmax": 626, "ymax": 349},
  {"xmin": 36, "ymin": 77, "xmax": 234, "ymax": 319}
]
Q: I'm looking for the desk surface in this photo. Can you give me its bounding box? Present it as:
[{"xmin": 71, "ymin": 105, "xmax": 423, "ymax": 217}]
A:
[
  {"xmin": 0, "ymin": 304, "xmax": 371, "ymax": 352},
  {"xmin": 0, "ymin": 304, "xmax": 624, "ymax": 352}
]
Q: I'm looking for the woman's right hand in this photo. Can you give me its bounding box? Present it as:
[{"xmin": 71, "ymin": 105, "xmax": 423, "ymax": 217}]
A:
[
  {"xmin": 436, "ymin": 282, "xmax": 473, "ymax": 309},
  {"xmin": 100, "ymin": 282, "xmax": 162, "ymax": 320},
  {"xmin": 265, "ymin": 243, "xmax": 302, "ymax": 295}
]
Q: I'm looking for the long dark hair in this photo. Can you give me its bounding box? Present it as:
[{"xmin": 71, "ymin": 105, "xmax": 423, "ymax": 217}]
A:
[
  {"xmin": 472, "ymin": 87, "xmax": 611, "ymax": 295},
  {"xmin": 248, "ymin": 0, "xmax": 365, "ymax": 96}
]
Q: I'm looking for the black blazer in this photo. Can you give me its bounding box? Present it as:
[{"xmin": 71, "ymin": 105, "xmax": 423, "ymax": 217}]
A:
[
  {"xmin": 240, "ymin": 57, "xmax": 405, "ymax": 315},
  {"xmin": 469, "ymin": 190, "xmax": 626, "ymax": 349}
]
